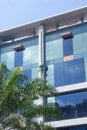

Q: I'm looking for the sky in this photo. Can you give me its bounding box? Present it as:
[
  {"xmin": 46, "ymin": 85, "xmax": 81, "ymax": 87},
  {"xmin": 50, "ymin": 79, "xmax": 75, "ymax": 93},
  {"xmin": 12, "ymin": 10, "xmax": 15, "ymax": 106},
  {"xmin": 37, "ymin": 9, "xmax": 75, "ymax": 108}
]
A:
[{"xmin": 0, "ymin": 0, "xmax": 87, "ymax": 30}]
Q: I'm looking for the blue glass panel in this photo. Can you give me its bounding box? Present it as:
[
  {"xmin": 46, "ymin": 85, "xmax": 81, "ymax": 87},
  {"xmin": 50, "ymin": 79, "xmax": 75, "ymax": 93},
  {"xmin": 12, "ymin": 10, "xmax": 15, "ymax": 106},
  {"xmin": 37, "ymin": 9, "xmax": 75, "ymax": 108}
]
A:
[
  {"xmin": 23, "ymin": 44, "xmax": 39, "ymax": 68},
  {"xmin": 45, "ymin": 30, "xmax": 59, "ymax": 42},
  {"xmin": 56, "ymin": 125, "xmax": 87, "ymax": 130},
  {"xmin": 55, "ymin": 91, "xmax": 87, "ymax": 121},
  {"xmin": 54, "ymin": 58, "xmax": 85, "ymax": 87},
  {"xmin": 32, "ymin": 67, "xmax": 38, "ymax": 79},
  {"xmin": 1, "ymin": 51, "xmax": 14, "ymax": 70},
  {"xmin": 23, "ymin": 69, "xmax": 31, "ymax": 83},
  {"xmin": 63, "ymin": 38, "xmax": 73, "ymax": 56},
  {"xmin": 14, "ymin": 51, "xmax": 23, "ymax": 67},
  {"xmin": 46, "ymin": 64, "xmax": 54, "ymax": 85},
  {"xmin": 46, "ymin": 38, "xmax": 63, "ymax": 62}
]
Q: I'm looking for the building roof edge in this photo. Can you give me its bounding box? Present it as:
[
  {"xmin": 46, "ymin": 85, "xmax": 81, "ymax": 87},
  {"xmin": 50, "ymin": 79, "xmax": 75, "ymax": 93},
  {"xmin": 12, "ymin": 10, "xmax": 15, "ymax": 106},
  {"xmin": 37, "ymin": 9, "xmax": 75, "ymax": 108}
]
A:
[{"xmin": 0, "ymin": 6, "xmax": 87, "ymax": 42}]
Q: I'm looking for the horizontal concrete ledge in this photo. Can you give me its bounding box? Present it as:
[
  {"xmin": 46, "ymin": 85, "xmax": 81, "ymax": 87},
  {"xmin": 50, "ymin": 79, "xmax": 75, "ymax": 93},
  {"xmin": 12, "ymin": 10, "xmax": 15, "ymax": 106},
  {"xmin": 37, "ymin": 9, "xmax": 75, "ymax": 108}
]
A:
[
  {"xmin": 55, "ymin": 82, "xmax": 87, "ymax": 94},
  {"xmin": 45, "ymin": 117, "xmax": 87, "ymax": 128}
]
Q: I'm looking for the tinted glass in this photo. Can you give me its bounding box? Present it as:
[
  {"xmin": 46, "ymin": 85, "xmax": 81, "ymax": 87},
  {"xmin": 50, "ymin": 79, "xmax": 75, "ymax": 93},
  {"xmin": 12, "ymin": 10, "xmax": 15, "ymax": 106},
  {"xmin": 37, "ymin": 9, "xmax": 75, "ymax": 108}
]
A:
[
  {"xmin": 55, "ymin": 91, "xmax": 87, "ymax": 120},
  {"xmin": 56, "ymin": 125, "xmax": 87, "ymax": 130},
  {"xmin": 1, "ymin": 51, "xmax": 14, "ymax": 70},
  {"xmin": 54, "ymin": 58, "xmax": 85, "ymax": 87},
  {"xmin": 15, "ymin": 51, "xmax": 23, "ymax": 67},
  {"xmin": 63, "ymin": 38, "xmax": 73, "ymax": 56},
  {"xmin": 23, "ymin": 69, "xmax": 31, "ymax": 83}
]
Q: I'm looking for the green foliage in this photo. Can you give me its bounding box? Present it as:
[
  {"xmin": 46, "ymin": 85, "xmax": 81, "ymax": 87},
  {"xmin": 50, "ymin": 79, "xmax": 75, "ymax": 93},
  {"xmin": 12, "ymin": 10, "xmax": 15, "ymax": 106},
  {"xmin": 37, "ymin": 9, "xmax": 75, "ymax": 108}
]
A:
[{"xmin": 0, "ymin": 63, "xmax": 60, "ymax": 130}]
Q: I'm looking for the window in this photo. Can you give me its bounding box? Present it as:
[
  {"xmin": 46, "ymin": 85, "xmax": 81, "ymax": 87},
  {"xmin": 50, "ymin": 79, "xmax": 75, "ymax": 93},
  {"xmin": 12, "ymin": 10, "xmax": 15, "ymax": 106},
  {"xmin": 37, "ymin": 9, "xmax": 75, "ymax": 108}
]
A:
[
  {"xmin": 54, "ymin": 58, "xmax": 85, "ymax": 87},
  {"xmin": 63, "ymin": 38, "xmax": 73, "ymax": 56},
  {"xmin": 1, "ymin": 51, "xmax": 15, "ymax": 70},
  {"xmin": 55, "ymin": 91, "xmax": 87, "ymax": 120},
  {"xmin": 47, "ymin": 91, "xmax": 87, "ymax": 122},
  {"xmin": 61, "ymin": 32, "xmax": 73, "ymax": 57},
  {"xmin": 14, "ymin": 51, "xmax": 23, "ymax": 67},
  {"xmin": 56, "ymin": 125, "xmax": 87, "ymax": 130},
  {"xmin": 22, "ymin": 69, "xmax": 31, "ymax": 83}
]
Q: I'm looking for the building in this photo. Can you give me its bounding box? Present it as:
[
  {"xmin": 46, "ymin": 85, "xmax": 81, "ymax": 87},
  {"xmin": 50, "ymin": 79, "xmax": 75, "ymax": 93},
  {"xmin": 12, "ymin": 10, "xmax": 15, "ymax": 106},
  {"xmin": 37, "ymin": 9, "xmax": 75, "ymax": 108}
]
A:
[{"xmin": 0, "ymin": 6, "xmax": 87, "ymax": 130}]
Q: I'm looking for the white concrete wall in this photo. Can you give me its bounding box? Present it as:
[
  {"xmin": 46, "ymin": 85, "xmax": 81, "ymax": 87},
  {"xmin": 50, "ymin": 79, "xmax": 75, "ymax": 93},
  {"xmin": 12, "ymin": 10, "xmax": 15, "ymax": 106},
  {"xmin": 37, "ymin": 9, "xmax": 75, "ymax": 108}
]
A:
[
  {"xmin": 56, "ymin": 82, "xmax": 87, "ymax": 94},
  {"xmin": 45, "ymin": 117, "xmax": 87, "ymax": 128}
]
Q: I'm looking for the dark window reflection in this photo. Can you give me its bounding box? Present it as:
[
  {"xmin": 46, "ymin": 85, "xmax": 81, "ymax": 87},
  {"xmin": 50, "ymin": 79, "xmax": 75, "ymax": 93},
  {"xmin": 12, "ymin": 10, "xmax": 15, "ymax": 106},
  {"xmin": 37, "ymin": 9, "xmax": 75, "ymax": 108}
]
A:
[
  {"xmin": 15, "ymin": 51, "xmax": 23, "ymax": 67},
  {"xmin": 56, "ymin": 125, "xmax": 87, "ymax": 130},
  {"xmin": 55, "ymin": 91, "xmax": 87, "ymax": 120},
  {"xmin": 54, "ymin": 58, "xmax": 85, "ymax": 87},
  {"xmin": 63, "ymin": 38, "xmax": 73, "ymax": 56}
]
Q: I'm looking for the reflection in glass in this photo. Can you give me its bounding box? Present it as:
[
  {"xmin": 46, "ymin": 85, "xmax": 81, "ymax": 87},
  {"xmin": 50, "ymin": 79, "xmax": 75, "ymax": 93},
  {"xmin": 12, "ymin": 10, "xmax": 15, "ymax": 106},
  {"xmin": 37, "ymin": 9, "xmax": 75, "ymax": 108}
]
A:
[
  {"xmin": 54, "ymin": 58, "xmax": 85, "ymax": 87},
  {"xmin": 55, "ymin": 91, "xmax": 87, "ymax": 120},
  {"xmin": 56, "ymin": 125, "xmax": 87, "ymax": 130}
]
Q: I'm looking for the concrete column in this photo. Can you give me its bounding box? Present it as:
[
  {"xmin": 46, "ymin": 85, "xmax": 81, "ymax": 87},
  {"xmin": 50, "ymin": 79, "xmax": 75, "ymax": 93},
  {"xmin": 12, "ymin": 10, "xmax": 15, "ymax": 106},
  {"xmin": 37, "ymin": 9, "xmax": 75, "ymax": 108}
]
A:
[
  {"xmin": 38, "ymin": 25, "xmax": 46, "ymax": 123},
  {"xmin": 38, "ymin": 25, "xmax": 45, "ymax": 80}
]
